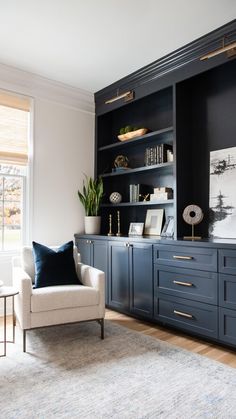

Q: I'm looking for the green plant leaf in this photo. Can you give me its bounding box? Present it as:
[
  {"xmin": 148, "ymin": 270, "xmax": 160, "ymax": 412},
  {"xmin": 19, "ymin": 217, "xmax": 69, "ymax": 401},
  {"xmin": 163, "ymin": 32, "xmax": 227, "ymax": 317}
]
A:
[{"xmin": 77, "ymin": 175, "xmax": 104, "ymax": 216}]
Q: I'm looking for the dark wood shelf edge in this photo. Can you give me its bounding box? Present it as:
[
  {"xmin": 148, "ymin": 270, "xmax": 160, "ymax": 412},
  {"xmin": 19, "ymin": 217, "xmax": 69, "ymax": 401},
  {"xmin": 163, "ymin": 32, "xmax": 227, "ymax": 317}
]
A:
[
  {"xmin": 101, "ymin": 199, "xmax": 174, "ymax": 208},
  {"xmin": 100, "ymin": 162, "xmax": 174, "ymax": 178},
  {"xmin": 98, "ymin": 126, "xmax": 174, "ymax": 152}
]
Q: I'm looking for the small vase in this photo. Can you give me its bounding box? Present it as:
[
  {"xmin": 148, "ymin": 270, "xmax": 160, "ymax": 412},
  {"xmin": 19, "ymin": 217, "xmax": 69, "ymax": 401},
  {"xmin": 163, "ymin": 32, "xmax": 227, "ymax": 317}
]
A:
[{"xmin": 84, "ymin": 216, "xmax": 101, "ymax": 235}]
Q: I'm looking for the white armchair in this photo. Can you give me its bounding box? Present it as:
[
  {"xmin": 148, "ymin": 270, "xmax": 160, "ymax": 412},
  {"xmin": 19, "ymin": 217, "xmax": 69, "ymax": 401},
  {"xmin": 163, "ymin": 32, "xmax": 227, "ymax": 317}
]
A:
[{"xmin": 12, "ymin": 246, "xmax": 105, "ymax": 352}]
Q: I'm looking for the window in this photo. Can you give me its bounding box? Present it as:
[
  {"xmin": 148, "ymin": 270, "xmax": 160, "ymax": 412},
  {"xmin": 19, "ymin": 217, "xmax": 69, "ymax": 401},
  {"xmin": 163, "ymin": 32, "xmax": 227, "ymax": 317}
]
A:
[{"xmin": 0, "ymin": 91, "xmax": 31, "ymax": 251}]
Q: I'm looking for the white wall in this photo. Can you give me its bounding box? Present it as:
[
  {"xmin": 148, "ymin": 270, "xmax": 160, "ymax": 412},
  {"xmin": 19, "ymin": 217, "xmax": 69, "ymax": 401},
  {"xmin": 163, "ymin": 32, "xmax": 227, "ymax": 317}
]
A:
[
  {"xmin": 0, "ymin": 64, "xmax": 94, "ymax": 302},
  {"xmin": 33, "ymin": 98, "xmax": 94, "ymax": 245}
]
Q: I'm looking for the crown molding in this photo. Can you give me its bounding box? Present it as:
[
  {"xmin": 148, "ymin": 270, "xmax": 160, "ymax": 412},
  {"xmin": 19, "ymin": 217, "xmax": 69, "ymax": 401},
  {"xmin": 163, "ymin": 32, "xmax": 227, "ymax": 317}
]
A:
[
  {"xmin": 0, "ymin": 63, "xmax": 94, "ymax": 114},
  {"xmin": 95, "ymin": 19, "xmax": 236, "ymax": 108}
]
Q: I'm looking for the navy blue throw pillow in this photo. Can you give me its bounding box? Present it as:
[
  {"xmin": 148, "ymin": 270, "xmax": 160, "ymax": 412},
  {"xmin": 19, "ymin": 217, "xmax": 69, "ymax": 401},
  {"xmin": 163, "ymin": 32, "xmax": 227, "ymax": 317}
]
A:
[{"xmin": 32, "ymin": 241, "xmax": 81, "ymax": 288}]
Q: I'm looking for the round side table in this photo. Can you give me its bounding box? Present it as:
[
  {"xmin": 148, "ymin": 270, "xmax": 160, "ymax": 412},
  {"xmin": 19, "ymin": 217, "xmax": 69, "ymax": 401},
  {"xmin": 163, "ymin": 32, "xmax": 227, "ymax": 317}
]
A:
[{"xmin": 0, "ymin": 286, "xmax": 19, "ymax": 357}]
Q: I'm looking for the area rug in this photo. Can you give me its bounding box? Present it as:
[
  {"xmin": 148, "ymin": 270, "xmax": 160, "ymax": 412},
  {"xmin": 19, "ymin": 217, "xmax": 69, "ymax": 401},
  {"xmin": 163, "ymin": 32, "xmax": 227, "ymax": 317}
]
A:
[{"xmin": 1, "ymin": 320, "xmax": 236, "ymax": 419}]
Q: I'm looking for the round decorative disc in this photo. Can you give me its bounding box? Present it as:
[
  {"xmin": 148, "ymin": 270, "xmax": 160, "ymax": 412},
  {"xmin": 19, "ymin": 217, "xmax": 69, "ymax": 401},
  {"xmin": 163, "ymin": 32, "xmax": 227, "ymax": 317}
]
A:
[{"xmin": 182, "ymin": 204, "xmax": 204, "ymax": 225}]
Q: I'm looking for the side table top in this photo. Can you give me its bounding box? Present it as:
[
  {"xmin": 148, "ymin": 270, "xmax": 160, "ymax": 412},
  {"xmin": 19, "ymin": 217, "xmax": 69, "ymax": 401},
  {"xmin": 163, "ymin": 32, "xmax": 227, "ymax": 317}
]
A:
[{"xmin": 0, "ymin": 286, "xmax": 19, "ymax": 298}]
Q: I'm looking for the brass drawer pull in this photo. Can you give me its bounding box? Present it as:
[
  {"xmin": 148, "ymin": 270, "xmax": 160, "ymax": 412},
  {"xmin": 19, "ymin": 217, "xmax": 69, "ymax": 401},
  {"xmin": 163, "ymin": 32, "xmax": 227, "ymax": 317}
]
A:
[
  {"xmin": 173, "ymin": 255, "xmax": 193, "ymax": 260},
  {"xmin": 173, "ymin": 280, "xmax": 193, "ymax": 287},
  {"xmin": 174, "ymin": 309, "xmax": 193, "ymax": 319}
]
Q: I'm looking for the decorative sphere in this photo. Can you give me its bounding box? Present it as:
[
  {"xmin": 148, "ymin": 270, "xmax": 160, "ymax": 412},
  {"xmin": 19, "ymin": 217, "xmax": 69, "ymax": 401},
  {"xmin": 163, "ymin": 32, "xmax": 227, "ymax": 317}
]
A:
[{"xmin": 109, "ymin": 192, "xmax": 122, "ymax": 204}]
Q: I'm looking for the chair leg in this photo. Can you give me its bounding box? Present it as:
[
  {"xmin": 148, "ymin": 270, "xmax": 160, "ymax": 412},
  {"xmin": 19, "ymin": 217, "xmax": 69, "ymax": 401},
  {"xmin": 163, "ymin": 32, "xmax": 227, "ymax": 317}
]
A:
[
  {"xmin": 100, "ymin": 318, "xmax": 104, "ymax": 340},
  {"xmin": 23, "ymin": 329, "xmax": 26, "ymax": 352}
]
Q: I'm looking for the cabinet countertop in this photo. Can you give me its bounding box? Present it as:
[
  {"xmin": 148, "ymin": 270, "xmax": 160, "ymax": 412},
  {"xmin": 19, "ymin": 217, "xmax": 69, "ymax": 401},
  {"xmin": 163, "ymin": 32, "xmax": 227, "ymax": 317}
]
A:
[{"xmin": 74, "ymin": 234, "xmax": 236, "ymax": 249}]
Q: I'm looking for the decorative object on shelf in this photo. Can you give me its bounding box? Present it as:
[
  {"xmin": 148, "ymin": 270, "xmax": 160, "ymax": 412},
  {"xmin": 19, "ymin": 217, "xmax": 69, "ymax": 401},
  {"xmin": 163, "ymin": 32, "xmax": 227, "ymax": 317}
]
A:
[
  {"xmin": 109, "ymin": 192, "xmax": 122, "ymax": 204},
  {"xmin": 161, "ymin": 216, "xmax": 174, "ymax": 237},
  {"xmin": 107, "ymin": 214, "xmax": 114, "ymax": 236},
  {"xmin": 209, "ymin": 146, "xmax": 236, "ymax": 239},
  {"xmin": 78, "ymin": 175, "xmax": 103, "ymax": 235},
  {"xmin": 112, "ymin": 155, "xmax": 129, "ymax": 172},
  {"xmin": 118, "ymin": 128, "xmax": 149, "ymax": 142},
  {"xmin": 105, "ymin": 89, "xmax": 134, "ymax": 104},
  {"xmin": 150, "ymin": 187, "xmax": 173, "ymax": 202},
  {"xmin": 128, "ymin": 222, "xmax": 144, "ymax": 237},
  {"xmin": 182, "ymin": 204, "xmax": 203, "ymax": 240},
  {"xmin": 129, "ymin": 184, "xmax": 152, "ymax": 203},
  {"xmin": 144, "ymin": 209, "xmax": 164, "ymax": 236},
  {"xmin": 116, "ymin": 210, "xmax": 121, "ymax": 236}
]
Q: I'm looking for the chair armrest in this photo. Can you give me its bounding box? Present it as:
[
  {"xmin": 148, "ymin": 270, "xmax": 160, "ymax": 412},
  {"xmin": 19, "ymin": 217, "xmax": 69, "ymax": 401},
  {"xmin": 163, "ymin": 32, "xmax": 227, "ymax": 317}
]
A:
[
  {"xmin": 77, "ymin": 263, "xmax": 105, "ymax": 313},
  {"xmin": 12, "ymin": 266, "xmax": 33, "ymax": 329}
]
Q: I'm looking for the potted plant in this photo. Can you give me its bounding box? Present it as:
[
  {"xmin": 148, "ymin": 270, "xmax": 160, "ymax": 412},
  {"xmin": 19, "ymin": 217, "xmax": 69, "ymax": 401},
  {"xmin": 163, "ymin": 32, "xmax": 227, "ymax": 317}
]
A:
[{"xmin": 78, "ymin": 175, "xmax": 103, "ymax": 234}]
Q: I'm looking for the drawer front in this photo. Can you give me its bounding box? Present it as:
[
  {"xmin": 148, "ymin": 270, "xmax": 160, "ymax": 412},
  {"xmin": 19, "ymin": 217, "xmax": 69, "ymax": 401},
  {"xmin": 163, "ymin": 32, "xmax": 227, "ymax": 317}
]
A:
[
  {"xmin": 219, "ymin": 273, "xmax": 236, "ymax": 310},
  {"xmin": 155, "ymin": 266, "xmax": 218, "ymax": 305},
  {"xmin": 219, "ymin": 307, "xmax": 236, "ymax": 346},
  {"xmin": 155, "ymin": 294, "xmax": 218, "ymax": 338},
  {"xmin": 153, "ymin": 245, "xmax": 217, "ymax": 272},
  {"xmin": 219, "ymin": 249, "xmax": 236, "ymax": 275}
]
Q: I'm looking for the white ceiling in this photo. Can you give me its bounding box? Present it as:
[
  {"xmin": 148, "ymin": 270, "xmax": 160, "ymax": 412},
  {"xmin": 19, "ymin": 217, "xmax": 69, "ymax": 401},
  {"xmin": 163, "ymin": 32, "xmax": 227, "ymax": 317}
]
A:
[{"xmin": 0, "ymin": 0, "xmax": 235, "ymax": 93}]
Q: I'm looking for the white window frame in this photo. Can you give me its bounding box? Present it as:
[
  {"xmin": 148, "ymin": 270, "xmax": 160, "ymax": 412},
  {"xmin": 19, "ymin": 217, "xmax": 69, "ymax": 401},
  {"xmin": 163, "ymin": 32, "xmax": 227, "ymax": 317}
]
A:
[{"xmin": 0, "ymin": 94, "xmax": 34, "ymax": 254}]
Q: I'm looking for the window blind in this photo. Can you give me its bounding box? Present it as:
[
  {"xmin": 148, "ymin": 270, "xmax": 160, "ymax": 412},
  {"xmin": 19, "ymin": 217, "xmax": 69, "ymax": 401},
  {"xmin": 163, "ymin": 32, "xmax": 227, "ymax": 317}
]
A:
[{"xmin": 0, "ymin": 90, "xmax": 31, "ymax": 166}]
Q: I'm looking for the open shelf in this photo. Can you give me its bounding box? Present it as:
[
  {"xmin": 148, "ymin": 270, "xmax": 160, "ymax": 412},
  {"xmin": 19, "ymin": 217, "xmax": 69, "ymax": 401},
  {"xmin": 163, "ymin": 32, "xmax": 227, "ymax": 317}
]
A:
[
  {"xmin": 101, "ymin": 199, "xmax": 174, "ymax": 208},
  {"xmin": 100, "ymin": 162, "xmax": 173, "ymax": 178},
  {"xmin": 98, "ymin": 126, "xmax": 173, "ymax": 152}
]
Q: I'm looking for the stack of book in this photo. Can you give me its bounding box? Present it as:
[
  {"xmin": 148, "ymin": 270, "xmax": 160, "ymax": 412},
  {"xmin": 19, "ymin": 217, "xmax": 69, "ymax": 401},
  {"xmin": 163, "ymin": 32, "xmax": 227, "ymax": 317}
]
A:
[
  {"xmin": 144, "ymin": 144, "xmax": 173, "ymax": 166},
  {"xmin": 150, "ymin": 187, "xmax": 173, "ymax": 201},
  {"xmin": 129, "ymin": 184, "xmax": 152, "ymax": 202}
]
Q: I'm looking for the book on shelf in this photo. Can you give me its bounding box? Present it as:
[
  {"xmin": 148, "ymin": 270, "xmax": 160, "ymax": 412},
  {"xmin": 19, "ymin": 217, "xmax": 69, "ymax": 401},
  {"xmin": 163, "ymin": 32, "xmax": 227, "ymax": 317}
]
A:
[
  {"xmin": 129, "ymin": 184, "xmax": 152, "ymax": 202},
  {"xmin": 144, "ymin": 144, "xmax": 173, "ymax": 166}
]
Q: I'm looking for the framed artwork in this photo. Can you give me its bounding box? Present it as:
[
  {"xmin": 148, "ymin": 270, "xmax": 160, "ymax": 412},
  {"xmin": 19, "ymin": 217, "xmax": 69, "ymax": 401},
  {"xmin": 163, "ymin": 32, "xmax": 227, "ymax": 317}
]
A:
[
  {"xmin": 144, "ymin": 209, "xmax": 164, "ymax": 236},
  {"xmin": 209, "ymin": 146, "xmax": 236, "ymax": 238},
  {"xmin": 161, "ymin": 216, "xmax": 174, "ymax": 237},
  {"xmin": 128, "ymin": 222, "xmax": 144, "ymax": 237}
]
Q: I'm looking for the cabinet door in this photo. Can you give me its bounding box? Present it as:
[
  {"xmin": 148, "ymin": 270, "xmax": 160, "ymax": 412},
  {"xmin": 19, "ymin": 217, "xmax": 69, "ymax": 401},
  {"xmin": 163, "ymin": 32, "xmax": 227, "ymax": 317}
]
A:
[
  {"xmin": 130, "ymin": 243, "xmax": 153, "ymax": 318},
  {"xmin": 219, "ymin": 307, "xmax": 236, "ymax": 346},
  {"xmin": 108, "ymin": 241, "xmax": 129, "ymax": 311},
  {"xmin": 93, "ymin": 240, "xmax": 108, "ymax": 305},
  {"xmin": 77, "ymin": 239, "xmax": 92, "ymax": 265}
]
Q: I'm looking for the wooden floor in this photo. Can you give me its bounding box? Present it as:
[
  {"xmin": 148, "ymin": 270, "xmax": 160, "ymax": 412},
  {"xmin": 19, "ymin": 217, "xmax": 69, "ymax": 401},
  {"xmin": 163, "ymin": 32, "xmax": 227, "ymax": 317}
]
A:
[{"xmin": 106, "ymin": 308, "xmax": 236, "ymax": 368}]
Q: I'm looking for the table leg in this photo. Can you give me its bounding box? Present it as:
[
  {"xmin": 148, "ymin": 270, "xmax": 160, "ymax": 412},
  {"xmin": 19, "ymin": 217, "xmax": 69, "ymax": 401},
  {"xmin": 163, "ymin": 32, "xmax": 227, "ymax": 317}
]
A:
[
  {"xmin": 12, "ymin": 296, "xmax": 15, "ymax": 343},
  {"xmin": 3, "ymin": 296, "xmax": 6, "ymax": 356}
]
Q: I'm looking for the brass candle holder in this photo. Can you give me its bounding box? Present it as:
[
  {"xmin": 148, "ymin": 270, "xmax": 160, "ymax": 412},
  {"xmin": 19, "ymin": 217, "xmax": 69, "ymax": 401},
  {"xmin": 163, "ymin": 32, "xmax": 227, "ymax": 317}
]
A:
[
  {"xmin": 107, "ymin": 214, "xmax": 114, "ymax": 236},
  {"xmin": 116, "ymin": 210, "xmax": 121, "ymax": 236}
]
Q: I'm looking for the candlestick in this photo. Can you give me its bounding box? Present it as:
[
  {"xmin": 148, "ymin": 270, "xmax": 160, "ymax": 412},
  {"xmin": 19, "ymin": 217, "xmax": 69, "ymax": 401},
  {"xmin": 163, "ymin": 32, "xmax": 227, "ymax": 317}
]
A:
[
  {"xmin": 107, "ymin": 214, "xmax": 114, "ymax": 236},
  {"xmin": 116, "ymin": 210, "xmax": 121, "ymax": 236}
]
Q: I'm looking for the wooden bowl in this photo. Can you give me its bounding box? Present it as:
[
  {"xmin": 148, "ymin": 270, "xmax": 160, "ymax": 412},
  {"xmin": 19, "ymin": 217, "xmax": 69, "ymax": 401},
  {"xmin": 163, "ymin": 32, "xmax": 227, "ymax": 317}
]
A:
[{"xmin": 118, "ymin": 128, "xmax": 148, "ymax": 141}]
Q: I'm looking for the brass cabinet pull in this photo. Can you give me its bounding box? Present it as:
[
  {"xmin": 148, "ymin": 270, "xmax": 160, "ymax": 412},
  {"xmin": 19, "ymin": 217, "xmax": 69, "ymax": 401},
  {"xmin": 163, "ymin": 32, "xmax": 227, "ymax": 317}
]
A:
[
  {"xmin": 173, "ymin": 255, "xmax": 193, "ymax": 260},
  {"xmin": 173, "ymin": 280, "xmax": 193, "ymax": 287},
  {"xmin": 174, "ymin": 309, "xmax": 193, "ymax": 319}
]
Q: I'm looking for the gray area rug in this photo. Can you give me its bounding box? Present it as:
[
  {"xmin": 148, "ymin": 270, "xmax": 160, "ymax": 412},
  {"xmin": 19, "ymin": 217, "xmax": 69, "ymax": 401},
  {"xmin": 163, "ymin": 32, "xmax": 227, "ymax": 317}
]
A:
[{"xmin": 1, "ymin": 320, "xmax": 236, "ymax": 419}]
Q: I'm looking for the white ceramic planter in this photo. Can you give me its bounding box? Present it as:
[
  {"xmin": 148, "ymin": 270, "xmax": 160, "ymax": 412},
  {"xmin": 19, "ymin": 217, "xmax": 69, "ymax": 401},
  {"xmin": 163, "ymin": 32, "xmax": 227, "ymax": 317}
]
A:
[{"xmin": 84, "ymin": 216, "xmax": 101, "ymax": 235}]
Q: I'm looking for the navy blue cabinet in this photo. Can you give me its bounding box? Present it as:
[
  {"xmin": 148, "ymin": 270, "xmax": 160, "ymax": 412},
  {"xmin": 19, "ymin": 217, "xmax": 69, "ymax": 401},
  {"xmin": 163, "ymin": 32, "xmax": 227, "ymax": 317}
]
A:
[
  {"xmin": 108, "ymin": 240, "xmax": 153, "ymax": 319},
  {"xmin": 154, "ymin": 243, "xmax": 218, "ymax": 340},
  {"xmin": 76, "ymin": 238, "xmax": 108, "ymax": 304},
  {"xmin": 130, "ymin": 243, "xmax": 153, "ymax": 318},
  {"xmin": 75, "ymin": 235, "xmax": 236, "ymax": 349},
  {"xmin": 108, "ymin": 241, "xmax": 129, "ymax": 312}
]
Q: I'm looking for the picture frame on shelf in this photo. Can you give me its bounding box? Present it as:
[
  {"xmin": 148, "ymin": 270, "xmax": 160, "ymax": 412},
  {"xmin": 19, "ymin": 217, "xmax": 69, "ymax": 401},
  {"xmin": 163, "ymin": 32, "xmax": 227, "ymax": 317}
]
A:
[
  {"xmin": 128, "ymin": 222, "xmax": 144, "ymax": 237},
  {"xmin": 144, "ymin": 209, "xmax": 164, "ymax": 236},
  {"xmin": 161, "ymin": 216, "xmax": 174, "ymax": 237}
]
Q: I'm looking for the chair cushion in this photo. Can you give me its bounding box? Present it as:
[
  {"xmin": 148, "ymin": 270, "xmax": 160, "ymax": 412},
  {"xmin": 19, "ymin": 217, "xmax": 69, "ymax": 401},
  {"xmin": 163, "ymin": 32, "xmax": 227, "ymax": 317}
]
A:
[
  {"xmin": 22, "ymin": 245, "xmax": 79, "ymax": 284},
  {"xmin": 31, "ymin": 285, "xmax": 99, "ymax": 313},
  {"xmin": 32, "ymin": 241, "xmax": 81, "ymax": 288}
]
